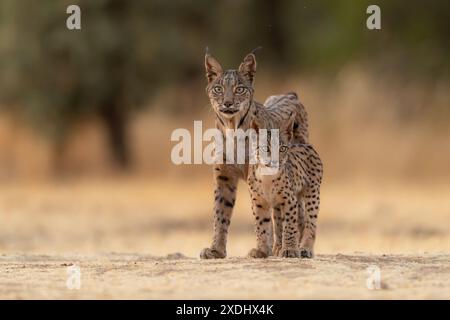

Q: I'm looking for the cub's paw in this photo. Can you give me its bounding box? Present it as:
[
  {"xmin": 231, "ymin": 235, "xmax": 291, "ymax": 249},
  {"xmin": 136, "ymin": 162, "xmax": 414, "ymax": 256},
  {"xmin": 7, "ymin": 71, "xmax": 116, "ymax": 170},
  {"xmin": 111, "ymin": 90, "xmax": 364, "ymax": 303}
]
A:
[
  {"xmin": 200, "ymin": 247, "xmax": 226, "ymax": 259},
  {"xmin": 299, "ymin": 247, "xmax": 314, "ymax": 259},
  {"xmin": 248, "ymin": 248, "xmax": 269, "ymax": 259},
  {"xmin": 272, "ymin": 244, "xmax": 282, "ymax": 257},
  {"xmin": 281, "ymin": 248, "xmax": 300, "ymax": 258}
]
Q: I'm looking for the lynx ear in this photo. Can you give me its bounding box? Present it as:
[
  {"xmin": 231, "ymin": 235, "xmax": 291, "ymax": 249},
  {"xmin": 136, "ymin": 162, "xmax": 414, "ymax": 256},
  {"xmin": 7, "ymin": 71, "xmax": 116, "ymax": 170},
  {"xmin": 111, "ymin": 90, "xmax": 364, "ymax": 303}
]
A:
[
  {"xmin": 205, "ymin": 51, "xmax": 223, "ymax": 83},
  {"xmin": 281, "ymin": 113, "xmax": 296, "ymax": 142},
  {"xmin": 238, "ymin": 53, "xmax": 257, "ymax": 84},
  {"xmin": 250, "ymin": 118, "xmax": 260, "ymax": 132}
]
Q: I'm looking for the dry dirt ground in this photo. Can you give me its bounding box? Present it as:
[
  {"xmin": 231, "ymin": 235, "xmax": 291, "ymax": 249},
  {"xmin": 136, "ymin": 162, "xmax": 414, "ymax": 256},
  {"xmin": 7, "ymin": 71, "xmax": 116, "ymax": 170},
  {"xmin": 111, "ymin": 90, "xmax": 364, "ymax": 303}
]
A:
[
  {"xmin": 0, "ymin": 253, "xmax": 449, "ymax": 299},
  {"xmin": 0, "ymin": 179, "xmax": 449, "ymax": 299}
]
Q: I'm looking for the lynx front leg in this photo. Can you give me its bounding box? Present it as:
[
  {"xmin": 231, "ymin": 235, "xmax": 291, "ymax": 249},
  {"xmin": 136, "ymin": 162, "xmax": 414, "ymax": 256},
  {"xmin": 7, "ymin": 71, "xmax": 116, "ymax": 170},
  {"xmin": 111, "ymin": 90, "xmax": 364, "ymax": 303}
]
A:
[
  {"xmin": 200, "ymin": 167, "xmax": 238, "ymax": 259},
  {"xmin": 248, "ymin": 199, "xmax": 272, "ymax": 258},
  {"xmin": 274, "ymin": 201, "xmax": 303, "ymax": 257},
  {"xmin": 299, "ymin": 185, "xmax": 320, "ymax": 258},
  {"xmin": 280, "ymin": 195, "xmax": 301, "ymax": 258},
  {"xmin": 272, "ymin": 206, "xmax": 283, "ymax": 256}
]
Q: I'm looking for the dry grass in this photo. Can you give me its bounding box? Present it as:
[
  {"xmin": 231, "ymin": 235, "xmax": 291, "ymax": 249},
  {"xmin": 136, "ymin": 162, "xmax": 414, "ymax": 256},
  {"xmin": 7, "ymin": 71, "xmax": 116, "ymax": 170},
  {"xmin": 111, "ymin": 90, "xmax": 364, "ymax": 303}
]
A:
[{"xmin": 1, "ymin": 178, "xmax": 449, "ymax": 256}]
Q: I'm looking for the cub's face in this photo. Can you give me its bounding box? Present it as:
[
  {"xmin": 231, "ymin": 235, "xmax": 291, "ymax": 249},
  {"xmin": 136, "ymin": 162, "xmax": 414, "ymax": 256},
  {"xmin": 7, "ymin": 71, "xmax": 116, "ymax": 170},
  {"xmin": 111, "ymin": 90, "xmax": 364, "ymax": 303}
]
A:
[
  {"xmin": 205, "ymin": 52, "xmax": 256, "ymax": 119},
  {"xmin": 256, "ymin": 130, "xmax": 289, "ymax": 169},
  {"xmin": 252, "ymin": 113, "xmax": 296, "ymax": 169}
]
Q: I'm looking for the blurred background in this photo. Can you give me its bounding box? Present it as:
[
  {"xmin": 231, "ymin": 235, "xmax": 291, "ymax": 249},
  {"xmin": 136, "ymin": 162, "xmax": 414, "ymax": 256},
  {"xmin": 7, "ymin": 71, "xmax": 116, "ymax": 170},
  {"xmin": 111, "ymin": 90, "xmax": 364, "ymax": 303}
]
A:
[{"xmin": 0, "ymin": 0, "xmax": 448, "ymax": 256}]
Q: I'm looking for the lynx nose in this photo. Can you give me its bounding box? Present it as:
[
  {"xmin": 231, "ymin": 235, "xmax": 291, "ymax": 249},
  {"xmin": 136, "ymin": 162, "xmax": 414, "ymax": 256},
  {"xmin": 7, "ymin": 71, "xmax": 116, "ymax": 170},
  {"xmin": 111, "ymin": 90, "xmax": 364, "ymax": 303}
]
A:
[{"xmin": 224, "ymin": 101, "xmax": 233, "ymax": 108}]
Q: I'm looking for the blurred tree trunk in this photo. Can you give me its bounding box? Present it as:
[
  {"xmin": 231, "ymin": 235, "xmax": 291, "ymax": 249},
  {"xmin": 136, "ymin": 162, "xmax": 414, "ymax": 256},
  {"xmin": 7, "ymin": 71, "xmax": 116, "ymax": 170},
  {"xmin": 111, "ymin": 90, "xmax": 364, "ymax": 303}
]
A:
[
  {"xmin": 101, "ymin": 101, "xmax": 129, "ymax": 169},
  {"xmin": 265, "ymin": 0, "xmax": 286, "ymax": 62}
]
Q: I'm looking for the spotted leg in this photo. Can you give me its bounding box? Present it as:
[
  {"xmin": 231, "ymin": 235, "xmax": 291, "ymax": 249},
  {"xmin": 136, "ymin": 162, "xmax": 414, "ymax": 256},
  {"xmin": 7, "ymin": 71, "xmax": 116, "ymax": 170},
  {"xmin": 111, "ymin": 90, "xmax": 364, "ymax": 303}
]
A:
[
  {"xmin": 299, "ymin": 185, "xmax": 320, "ymax": 258},
  {"xmin": 280, "ymin": 194, "xmax": 301, "ymax": 258},
  {"xmin": 272, "ymin": 206, "xmax": 283, "ymax": 256},
  {"xmin": 200, "ymin": 166, "xmax": 238, "ymax": 259}
]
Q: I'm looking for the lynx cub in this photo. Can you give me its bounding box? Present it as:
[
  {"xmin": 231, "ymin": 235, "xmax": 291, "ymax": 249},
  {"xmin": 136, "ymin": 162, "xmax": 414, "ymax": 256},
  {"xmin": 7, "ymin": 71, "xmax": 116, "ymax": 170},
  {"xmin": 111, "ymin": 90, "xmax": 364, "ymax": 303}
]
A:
[{"xmin": 247, "ymin": 114, "xmax": 323, "ymax": 258}]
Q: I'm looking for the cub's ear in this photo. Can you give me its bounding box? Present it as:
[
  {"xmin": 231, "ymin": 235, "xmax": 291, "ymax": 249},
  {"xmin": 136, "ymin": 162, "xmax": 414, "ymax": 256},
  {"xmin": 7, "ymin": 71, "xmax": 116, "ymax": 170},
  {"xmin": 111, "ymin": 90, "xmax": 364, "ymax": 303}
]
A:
[
  {"xmin": 238, "ymin": 53, "xmax": 257, "ymax": 84},
  {"xmin": 281, "ymin": 113, "xmax": 296, "ymax": 142},
  {"xmin": 250, "ymin": 118, "xmax": 260, "ymax": 132},
  {"xmin": 205, "ymin": 50, "xmax": 223, "ymax": 83}
]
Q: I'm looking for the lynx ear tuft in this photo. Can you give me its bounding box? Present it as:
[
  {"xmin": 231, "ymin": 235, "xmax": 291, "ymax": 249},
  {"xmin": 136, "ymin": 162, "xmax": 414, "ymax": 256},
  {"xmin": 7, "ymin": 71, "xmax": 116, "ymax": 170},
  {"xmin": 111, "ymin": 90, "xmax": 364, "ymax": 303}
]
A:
[
  {"xmin": 238, "ymin": 53, "xmax": 257, "ymax": 85},
  {"xmin": 205, "ymin": 50, "xmax": 223, "ymax": 83},
  {"xmin": 250, "ymin": 46, "xmax": 263, "ymax": 55}
]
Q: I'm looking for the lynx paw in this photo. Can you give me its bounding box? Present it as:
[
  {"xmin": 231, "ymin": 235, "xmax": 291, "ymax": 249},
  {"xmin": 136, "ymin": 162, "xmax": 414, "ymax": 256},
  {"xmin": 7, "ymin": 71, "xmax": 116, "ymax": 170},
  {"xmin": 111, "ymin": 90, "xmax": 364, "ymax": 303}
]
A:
[
  {"xmin": 200, "ymin": 247, "xmax": 226, "ymax": 259},
  {"xmin": 299, "ymin": 247, "xmax": 314, "ymax": 258},
  {"xmin": 248, "ymin": 248, "xmax": 269, "ymax": 258},
  {"xmin": 272, "ymin": 244, "xmax": 282, "ymax": 257},
  {"xmin": 281, "ymin": 248, "xmax": 300, "ymax": 258}
]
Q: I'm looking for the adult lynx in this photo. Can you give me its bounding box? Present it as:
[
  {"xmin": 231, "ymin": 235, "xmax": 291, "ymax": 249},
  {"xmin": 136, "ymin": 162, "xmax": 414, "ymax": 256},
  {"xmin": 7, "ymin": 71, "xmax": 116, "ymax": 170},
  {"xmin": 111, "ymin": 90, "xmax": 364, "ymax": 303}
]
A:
[{"xmin": 200, "ymin": 49, "xmax": 309, "ymax": 259}]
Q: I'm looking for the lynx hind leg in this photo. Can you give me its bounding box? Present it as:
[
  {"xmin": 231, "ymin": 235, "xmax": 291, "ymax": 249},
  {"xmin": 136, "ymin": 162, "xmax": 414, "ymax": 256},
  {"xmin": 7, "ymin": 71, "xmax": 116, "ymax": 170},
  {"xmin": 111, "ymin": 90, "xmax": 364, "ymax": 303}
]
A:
[
  {"xmin": 297, "ymin": 198, "xmax": 305, "ymax": 244},
  {"xmin": 299, "ymin": 185, "xmax": 320, "ymax": 258},
  {"xmin": 272, "ymin": 206, "xmax": 283, "ymax": 256}
]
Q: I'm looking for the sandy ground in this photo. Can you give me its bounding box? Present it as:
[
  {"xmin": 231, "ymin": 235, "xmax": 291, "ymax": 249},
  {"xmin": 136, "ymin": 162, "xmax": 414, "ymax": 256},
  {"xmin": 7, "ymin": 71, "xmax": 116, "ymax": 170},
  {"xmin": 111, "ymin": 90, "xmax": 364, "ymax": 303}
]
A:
[
  {"xmin": 0, "ymin": 178, "xmax": 449, "ymax": 299},
  {"xmin": 0, "ymin": 253, "xmax": 449, "ymax": 299}
]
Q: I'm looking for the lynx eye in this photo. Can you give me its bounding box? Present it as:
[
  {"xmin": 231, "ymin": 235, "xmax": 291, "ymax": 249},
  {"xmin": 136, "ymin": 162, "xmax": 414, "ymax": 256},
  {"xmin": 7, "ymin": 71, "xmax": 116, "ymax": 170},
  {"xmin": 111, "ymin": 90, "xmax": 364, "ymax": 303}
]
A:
[
  {"xmin": 234, "ymin": 86, "xmax": 247, "ymax": 94},
  {"xmin": 260, "ymin": 145, "xmax": 270, "ymax": 153},
  {"xmin": 212, "ymin": 86, "xmax": 223, "ymax": 94},
  {"xmin": 280, "ymin": 146, "xmax": 288, "ymax": 152}
]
